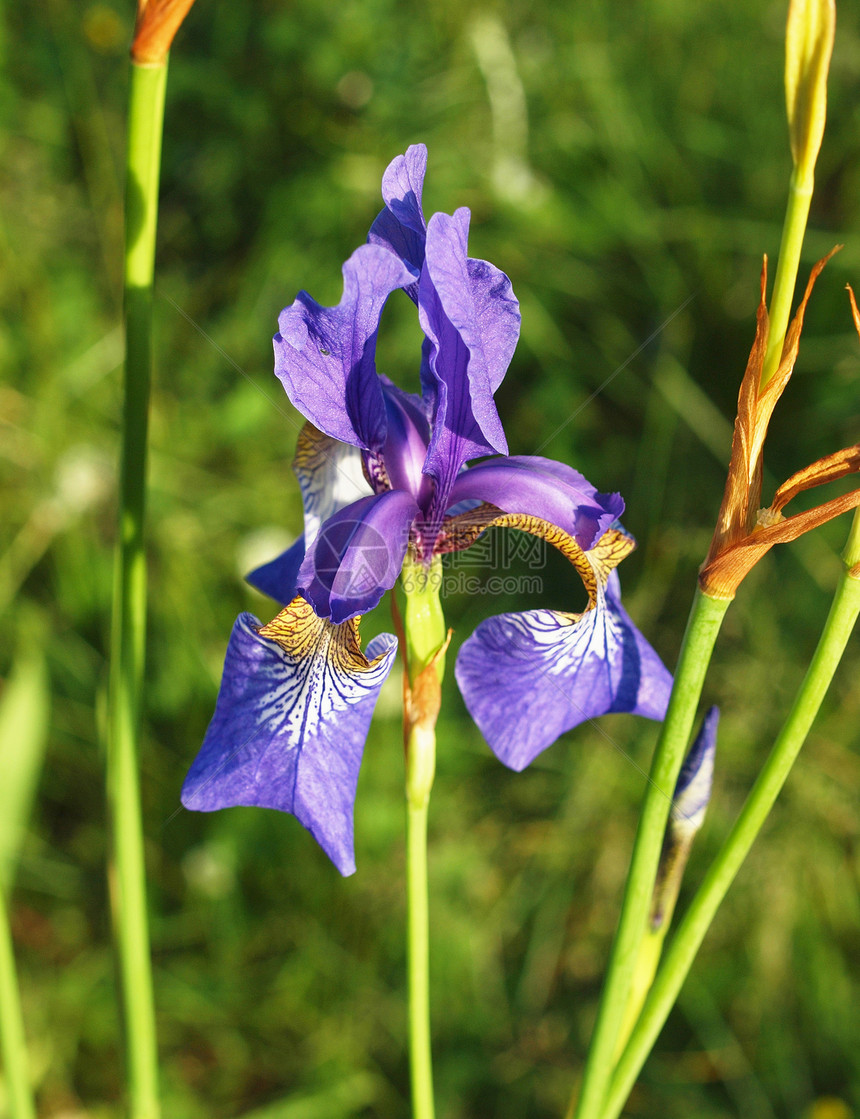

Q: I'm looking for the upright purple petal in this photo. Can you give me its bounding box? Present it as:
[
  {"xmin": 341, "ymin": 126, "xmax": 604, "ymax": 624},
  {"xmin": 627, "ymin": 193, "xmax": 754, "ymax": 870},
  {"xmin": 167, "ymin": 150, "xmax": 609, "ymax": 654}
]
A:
[
  {"xmin": 419, "ymin": 209, "xmax": 520, "ymax": 511},
  {"xmin": 447, "ymin": 456, "xmax": 624, "ymax": 552},
  {"xmin": 368, "ymin": 144, "xmax": 428, "ymax": 299},
  {"xmin": 466, "ymin": 257, "xmax": 521, "ymax": 395},
  {"xmin": 274, "ymin": 244, "xmax": 416, "ymax": 449},
  {"xmin": 181, "ymin": 601, "xmax": 398, "ymax": 876},
  {"xmin": 298, "ymin": 491, "xmax": 419, "ymax": 624},
  {"xmin": 379, "ymin": 380, "xmax": 434, "ymax": 507},
  {"xmin": 455, "ymin": 572, "xmax": 672, "ymax": 771},
  {"xmin": 247, "ymin": 424, "xmax": 371, "ymax": 604}
]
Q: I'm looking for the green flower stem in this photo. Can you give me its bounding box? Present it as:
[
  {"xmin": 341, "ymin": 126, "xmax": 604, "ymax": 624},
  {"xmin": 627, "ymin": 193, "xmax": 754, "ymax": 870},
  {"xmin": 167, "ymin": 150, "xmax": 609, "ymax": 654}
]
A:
[
  {"xmin": 761, "ymin": 167, "xmax": 814, "ymax": 388},
  {"xmin": 615, "ymin": 819, "xmax": 695, "ymax": 1062},
  {"xmin": 403, "ymin": 557, "xmax": 447, "ymax": 679},
  {"xmin": 406, "ymin": 791, "xmax": 434, "ymax": 1119},
  {"xmin": 0, "ymin": 888, "xmax": 35, "ymax": 1119},
  {"xmin": 106, "ymin": 59, "xmax": 168, "ymax": 1119},
  {"xmin": 402, "ymin": 558, "xmax": 447, "ymax": 1119},
  {"xmin": 843, "ymin": 506, "xmax": 860, "ymax": 571},
  {"xmin": 615, "ymin": 923, "xmax": 666, "ymax": 1062},
  {"xmin": 571, "ymin": 590, "xmax": 730, "ymax": 1119},
  {"xmin": 603, "ymin": 547, "xmax": 860, "ymax": 1119}
]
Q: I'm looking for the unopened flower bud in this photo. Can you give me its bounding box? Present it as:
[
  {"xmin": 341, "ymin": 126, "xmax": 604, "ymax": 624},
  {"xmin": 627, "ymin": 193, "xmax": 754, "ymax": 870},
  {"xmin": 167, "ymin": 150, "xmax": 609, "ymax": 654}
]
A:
[
  {"xmin": 651, "ymin": 708, "xmax": 719, "ymax": 930},
  {"xmin": 785, "ymin": 0, "xmax": 835, "ymax": 187}
]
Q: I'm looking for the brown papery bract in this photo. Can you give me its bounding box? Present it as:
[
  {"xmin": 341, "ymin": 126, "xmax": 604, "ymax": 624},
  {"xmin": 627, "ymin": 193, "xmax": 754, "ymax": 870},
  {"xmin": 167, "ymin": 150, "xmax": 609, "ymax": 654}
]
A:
[
  {"xmin": 131, "ymin": 0, "xmax": 197, "ymax": 65},
  {"xmin": 699, "ymin": 248, "xmax": 860, "ymax": 600}
]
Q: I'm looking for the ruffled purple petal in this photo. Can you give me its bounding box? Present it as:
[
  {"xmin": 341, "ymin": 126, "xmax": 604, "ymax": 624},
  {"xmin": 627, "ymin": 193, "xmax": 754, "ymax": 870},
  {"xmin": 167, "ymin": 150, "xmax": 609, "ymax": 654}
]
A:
[
  {"xmin": 274, "ymin": 244, "xmax": 416, "ymax": 449},
  {"xmin": 298, "ymin": 491, "xmax": 419, "ymax": 624},
  {"xmin": 466, "ymin": 257, "xmax": 520, "ymax": 395},
  {"xmin": 455, "ymin": 575, "xmax": 672, "ymax": 771},
  {"xmin": 447, "ymin": 456, "xmax": 624, "ymax": 552},
  {"xmin": 368, "ymin": 144, "xmax": 428, "ymax": 300},
  {"xmin": 418, "ymin": 209, "xmax": 520, "ymax": 511},
  {"xmin": 181, "ymin": 602, "xmax": 398, "ymax": 876}
]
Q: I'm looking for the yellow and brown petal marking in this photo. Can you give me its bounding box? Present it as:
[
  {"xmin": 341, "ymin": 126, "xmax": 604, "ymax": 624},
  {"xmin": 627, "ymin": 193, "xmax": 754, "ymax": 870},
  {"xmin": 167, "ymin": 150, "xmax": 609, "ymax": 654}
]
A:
[
  {"xmin": 439, "ymin": 504, "xmax": 634, "ymax": 614},
  {"xmin": 258, "ymin": 595, "xmax": 392, "ymax": 674}
]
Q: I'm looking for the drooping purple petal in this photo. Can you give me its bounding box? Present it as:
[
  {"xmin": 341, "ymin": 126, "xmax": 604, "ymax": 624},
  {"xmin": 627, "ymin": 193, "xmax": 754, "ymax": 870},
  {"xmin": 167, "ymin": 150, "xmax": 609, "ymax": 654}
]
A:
[
  {"xmin": 447, "ymin": 456, "xmax": 624, "ymax": 552},
  {"xmin": 418, "ymin": 209, "xmax": 520, "ymax": 513},
  {"xmin": 247, "ymin": 424, "xmax": 371, "ymax": 604},
  {"xmin": 455, "ymin": 573, "xmax": 672, "ymax": 771},
  {"xmin": 274, "ymin": 244, "xmax": 416, "ymax": 449},
  {"xmin": 247, "ymin": 537, "xmax": 306, "ymax": 605},
  {"xmin": 368, "ymin": 144, "xmax": 428, "ymax": 300},
  {"xmin": 181, "ymin": 601, "xmax": 398, "ymax": 876},
  {"xmin": 298, "ymin": 491, "xmax": 420, "ymax": 624}
]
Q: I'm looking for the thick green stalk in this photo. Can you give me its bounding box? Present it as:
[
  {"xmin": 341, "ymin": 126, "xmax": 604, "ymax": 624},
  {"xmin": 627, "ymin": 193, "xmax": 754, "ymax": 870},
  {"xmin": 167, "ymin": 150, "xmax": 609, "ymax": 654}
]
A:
[
  {"xmin": 843, "ymin": 507, "xmax": 860, "ymax": 571},
  {"xmin": 401, "ymin": 558, "xmax": 447, "ymax": 1119},
  {"xmin": 106, "ymin": 59, "xmax": 168, "ymax": 1119},
  {"xmin": 0, "ymin": 889, "xmax": 35, "ymax": 1119},
  {"xmin": 403, "ymin": 557, "xmax": 446, "ymax": 678},
  {"xmin": 604, "ymin": 536, "xmax": 860, "ymax": 1119},
  {"xmin": 615, "ymin": 911, "xmax": 668, "ymax": 1061},
  {"xmin": 406, "ymin": 791, "xmax": 434, "ymax": 1119},
  {"xmin": 570, "ymin": 590, "xmax": 729, "ymax": 1119}
]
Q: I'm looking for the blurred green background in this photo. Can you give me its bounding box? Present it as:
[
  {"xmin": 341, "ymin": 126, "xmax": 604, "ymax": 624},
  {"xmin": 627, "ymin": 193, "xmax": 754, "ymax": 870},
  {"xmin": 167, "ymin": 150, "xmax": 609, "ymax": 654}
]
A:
[{"xmin": 2, "ymin": 0, "xmax": 860, "ymax": 1116}]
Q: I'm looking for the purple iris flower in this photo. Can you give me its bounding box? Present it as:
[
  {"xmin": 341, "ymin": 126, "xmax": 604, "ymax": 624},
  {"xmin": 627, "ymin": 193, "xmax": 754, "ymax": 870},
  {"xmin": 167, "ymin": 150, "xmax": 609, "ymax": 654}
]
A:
[{"xmin": 181, "ymin": 145, "xmax": 672, "ymax": 875}]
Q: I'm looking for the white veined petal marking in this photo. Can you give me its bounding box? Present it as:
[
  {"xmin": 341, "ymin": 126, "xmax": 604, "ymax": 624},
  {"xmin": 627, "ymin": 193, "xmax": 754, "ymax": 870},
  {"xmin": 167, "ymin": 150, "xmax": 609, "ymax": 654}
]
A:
[
  {"xmin": 251, "ymin": 596, "xmax": 395, "ymax": 761},
  {"xmin": 293, "ymin": 422, "xmax": 371, "ymax": 547},
  {"xmin": 504, "ymin": 583, "xmax": 623, "ymax": 679}
]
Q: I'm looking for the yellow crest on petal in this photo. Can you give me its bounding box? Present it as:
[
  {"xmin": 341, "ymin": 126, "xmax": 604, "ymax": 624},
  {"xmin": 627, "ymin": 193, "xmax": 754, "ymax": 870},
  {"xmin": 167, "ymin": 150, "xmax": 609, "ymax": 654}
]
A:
[{"xmin": 258, "ymin": 596, "xmax": 387, "ymax": 673}]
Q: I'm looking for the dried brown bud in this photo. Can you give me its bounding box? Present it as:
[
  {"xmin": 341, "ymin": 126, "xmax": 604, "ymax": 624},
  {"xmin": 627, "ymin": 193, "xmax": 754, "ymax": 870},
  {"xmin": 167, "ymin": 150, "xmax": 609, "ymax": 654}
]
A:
[{"xmin": 700, "ymin": 249, "xmax": 860, "ymax": 599}]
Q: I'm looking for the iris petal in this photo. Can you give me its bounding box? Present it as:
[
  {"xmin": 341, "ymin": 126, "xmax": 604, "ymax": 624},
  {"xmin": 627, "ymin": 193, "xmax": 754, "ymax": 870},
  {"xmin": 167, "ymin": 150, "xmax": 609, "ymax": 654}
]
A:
[
  {"xmin": 368, "ymin": 143, "xmax": 428, "ymax": 299},
  {"xmin": 447, "ymin": 455, "xmax": 624, "ymax": 552},
  {"xmin": 181, "ymin": 600, "xmax": 398, "ymax": 876},
  {"xmin": 298, "ymin": 490, "xmax": 420, "ymax": 623},
  {"xmin": 379, "ymin": 380, "xmax": 434, "ymax": 505},
  {"xmin": 247, "ymin": 423, "xmax": 371, "ymax": 605},
  {"xmin": 439, "ymin": 515, "xmax": 635, "ymax": 618},
  {"xmin": 247, "ymin": 537, "xmax": 306, "ymax": 605},
  {"xmin": 274, "ymin": 244, "xmax": 416, "ymax": 449},
  {"xmin": 455, "ymin": 572, "xmax": 672, "ymax": 771},
  {"xmin": 418, "ymin": 209, "xmax": 520, "ymax": 510}
]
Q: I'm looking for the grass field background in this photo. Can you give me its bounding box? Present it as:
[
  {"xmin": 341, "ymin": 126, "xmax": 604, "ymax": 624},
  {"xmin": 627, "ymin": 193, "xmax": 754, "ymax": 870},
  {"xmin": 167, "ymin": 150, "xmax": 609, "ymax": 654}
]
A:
[{"xmin": 3, "ymin": 0, "xmax": 860, "ymax": 1115}]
